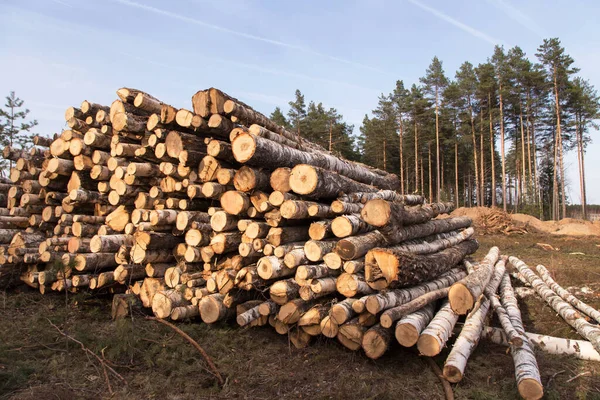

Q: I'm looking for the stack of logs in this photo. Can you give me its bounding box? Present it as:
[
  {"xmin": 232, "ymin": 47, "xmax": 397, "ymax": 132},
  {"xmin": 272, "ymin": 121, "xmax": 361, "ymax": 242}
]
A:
[{"xmin": 0, "ymin": 87, "xmax": 571, "ymax": 400}]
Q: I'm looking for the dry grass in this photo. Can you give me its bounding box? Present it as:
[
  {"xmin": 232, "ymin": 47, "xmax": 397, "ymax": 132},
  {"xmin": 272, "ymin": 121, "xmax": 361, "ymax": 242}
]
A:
[{"xmin": 0, "ymin": 233, "xmax": 599, "ymax": 400}]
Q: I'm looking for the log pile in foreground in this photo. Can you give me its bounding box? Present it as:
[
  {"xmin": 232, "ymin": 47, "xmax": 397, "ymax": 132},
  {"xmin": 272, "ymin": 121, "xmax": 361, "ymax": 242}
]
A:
[{"xmin": 1, "ymin": 86, "xmax": 597, "ymax": 400}]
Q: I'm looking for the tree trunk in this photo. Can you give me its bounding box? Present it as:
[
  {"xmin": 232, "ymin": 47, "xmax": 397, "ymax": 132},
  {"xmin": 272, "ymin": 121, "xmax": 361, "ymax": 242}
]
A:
[
  {"xmin": 417, "ymin": 300, "xmax": 459, "ymax": 356},
  {"xmin": 269, "ymin": 278, "xmax": 300, "ymax": 305},
  {"xmin": 510, "ymin": 256, "xmax": 600, "ymax": 354},
  {"xmin": 233, "ymin": 132, "xmax": 399, "ymax": 190},
  {"xmin": 394, "ymin": 302, "xmax": 435, "ymax": 347},
  {"xmin": 361, "ymin": 200, "xmax": 454, "ymax": 229},
  {"xmin": 304, "ymin": 239, "xmax": 337, "ymax": 262},
  {"xmin": 399, "ymin": 118, "xmax": 404, "ymax": 194},
  {"xmin": 335, "ymin": 273, "xmax": 374, "ymax": 297},
  {"xmin": 289, "ymin": 165, "xmax": 377, "ymax": 199},
  {"xmin": 308, "ymin": 220, "xmax": 334, "ymax": 241},
  {"xmin": 536, "ymin": 264, "xmax": 600, "ymax": 324},
  {"xmin": 415, "ymin": 120, "xmax": 419, "ymax": 194},
  {"xmin": 448, "ymin": 246, "xmax": 500, "ymax": 314},
  {"xmin": 443, "ymin": 259, "xmax": 505, "ymax": 383},
  {"xmin": 334, "ymin": 230, "xmax": 387, "ymax": 260},
  {"xmin": 331, "ymin": 214, "xmax": 372, "ymax": 238},
  {"xmin": 365, "ymin": 268, "xmax": 466, "ymax": 314},
  {"xmin": 482, "ymin": 326, "xmax": 600, "ymax": 362},
  {"xmin": 365, "ymin": 240, "xmax": 477, "ymax": 289}
]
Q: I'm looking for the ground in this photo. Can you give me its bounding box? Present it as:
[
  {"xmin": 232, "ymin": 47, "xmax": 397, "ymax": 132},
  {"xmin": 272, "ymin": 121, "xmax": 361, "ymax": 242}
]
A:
[{"xmin": 1, "ymin": 233, "xmax": 600, "ymax": 400}]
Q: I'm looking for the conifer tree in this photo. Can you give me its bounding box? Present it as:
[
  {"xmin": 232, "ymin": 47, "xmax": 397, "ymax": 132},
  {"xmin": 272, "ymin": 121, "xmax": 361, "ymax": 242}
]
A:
[
  {"xmin": 420, "ymin": 57, "xmax": 448, "ymax": 202},
  {"xmin": 536, "ymin": 38, "xmax": 579, "ymax": 220},
  {"xmin": 270, "ymin": 107, "xmax": 290, "ymax": 129},
  {"xmin": 0, "ymin": 91, "xmax": 38, "ymax": 171}
]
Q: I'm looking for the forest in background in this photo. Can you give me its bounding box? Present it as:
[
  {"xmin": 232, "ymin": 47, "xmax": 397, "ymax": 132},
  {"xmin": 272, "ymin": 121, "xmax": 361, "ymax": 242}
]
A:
[{"xmin": 269, "ymin": 38, "xmax": 599, "ymax": 221}]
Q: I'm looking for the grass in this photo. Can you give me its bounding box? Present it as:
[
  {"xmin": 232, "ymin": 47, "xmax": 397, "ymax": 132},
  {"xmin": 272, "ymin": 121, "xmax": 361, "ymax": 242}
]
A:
[{"xmin": 0, "ymin": 233, "xmax": 599, "ymax": 399}]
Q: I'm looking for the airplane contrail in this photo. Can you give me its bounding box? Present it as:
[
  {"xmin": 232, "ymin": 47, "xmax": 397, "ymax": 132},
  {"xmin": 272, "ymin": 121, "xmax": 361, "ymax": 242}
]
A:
[
  {"xmin": 110, "ymin": 0, "xmax": 387, "ymax": 74},
  {"xmin": 407, "ymin": 0, "xmax": 504, "ymax": 46}
]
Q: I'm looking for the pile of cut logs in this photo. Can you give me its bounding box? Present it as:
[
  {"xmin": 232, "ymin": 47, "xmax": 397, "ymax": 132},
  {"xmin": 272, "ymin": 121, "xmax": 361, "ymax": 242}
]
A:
[{"xmin": 1, "ymin": 87, "xmax": 599, "ymax": 400}]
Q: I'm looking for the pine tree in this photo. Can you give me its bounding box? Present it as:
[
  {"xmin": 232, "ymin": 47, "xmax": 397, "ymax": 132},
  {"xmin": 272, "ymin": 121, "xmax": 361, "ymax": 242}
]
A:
[
  {"xmin": 566, "ymin": 77, "xmax": 599, "ymax": 219},
  {"xmin": 270, "ymin": 107, "xmax": 290, "ymax": 129},
  {"xmin": 536, "ymin": 38, "xmax": 579, "ymax": 220},
  {"xmin": 287, "ymin": 89, "xmax": 307, "ymax": 137},
  {"xmin": 442, "ymin": 82, "xmax": 464, "ymax": 205},
  {"xmin": 392, "ymin": 80, "xmax": 410, "ymax": 193},
  {"xmin": 407, "ymin": 85, "xmax": 430, "ymax": 194},
  {"xmin": 0, "ymin": 91, "xmax": 38, "ymax": 171},
  {"xmin": 456, "ymin": 61, "xmax": 480, "ymax": 205},
  {"xmin": 491, "ymin": 46, "xmax": 509, "ymax": 211},
  {"xmin": 420, "ymin": 56, "xmax": 448, "ymax": 202},
  {"xmin": 475, "ymin": 62, "xmax": 498, "ymax": 207}
]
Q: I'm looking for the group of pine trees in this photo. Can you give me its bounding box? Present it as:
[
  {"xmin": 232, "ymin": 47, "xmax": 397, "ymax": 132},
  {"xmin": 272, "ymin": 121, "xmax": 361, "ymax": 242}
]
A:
[{"xmin": 272, "ymin": 38, "xmax": 599, "ymax": 221}]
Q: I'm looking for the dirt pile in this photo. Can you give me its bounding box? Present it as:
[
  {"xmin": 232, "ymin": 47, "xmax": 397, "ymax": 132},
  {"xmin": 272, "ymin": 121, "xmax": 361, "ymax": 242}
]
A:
[{"xmin": 451, "ymin": 207, "xmax": 600, "ymax": 236}]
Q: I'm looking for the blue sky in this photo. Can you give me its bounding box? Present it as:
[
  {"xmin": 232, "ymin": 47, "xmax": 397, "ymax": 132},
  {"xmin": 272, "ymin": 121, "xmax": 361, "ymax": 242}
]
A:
[{"xmin": 1, "ymin": 0, "xmax": 598, "ymax": 203}]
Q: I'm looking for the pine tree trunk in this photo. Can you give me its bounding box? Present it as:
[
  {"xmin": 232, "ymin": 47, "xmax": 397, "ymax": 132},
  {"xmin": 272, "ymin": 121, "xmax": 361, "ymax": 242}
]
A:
[
  {"xmin": 415, "ymin": 120, "xmax": 419, "ymax": 194},
  {"xmin": 455, "ymin": 141, "xmax": 459, "ymax": 207},
  {"xmin": 469, "ymin": 103, "xmax": 480, "ymax": 206},
  {"xmin": 489, "ymin": 94, "xmax": 496, "ymax": 207},
  {"xmin": 428, "ymin": 143, "xmax": 433, "ymax": 201},
  {"xmin": 399, "ymin": 118, "xmax": 404, "ymax": 193}
]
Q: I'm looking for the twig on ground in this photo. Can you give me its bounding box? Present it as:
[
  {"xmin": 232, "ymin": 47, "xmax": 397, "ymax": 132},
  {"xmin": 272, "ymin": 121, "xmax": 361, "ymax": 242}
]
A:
[
  {"xmin": 547, "ymin": 370, "xmax": 565, "ymax": 388},
  {"xmin": 47, "ymin": 318, "xmax": 127, "ymax": 395},
  {"xmin": 146, "ymin": 316, "xmax": 225, "ymax": 386},
  {"xmin": 423, "ymin": 357, "xmax": 454, "ymax": 400},
  {"xmin": 566, "ymin": 371, "xmax": 591, "ymax": 383}
]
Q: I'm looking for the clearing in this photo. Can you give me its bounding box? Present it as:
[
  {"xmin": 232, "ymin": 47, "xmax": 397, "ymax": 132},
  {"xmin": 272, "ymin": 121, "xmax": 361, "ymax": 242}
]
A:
[{"xmin": 1, "ymin": 233, "xmax": 599, "ymax": 400}]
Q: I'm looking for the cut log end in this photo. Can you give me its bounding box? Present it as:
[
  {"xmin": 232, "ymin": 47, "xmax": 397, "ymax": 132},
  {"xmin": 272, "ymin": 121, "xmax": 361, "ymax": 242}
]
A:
[
  {"xmin": 518, "ymin": 378, "xmax": 544, "ymax": 400},
  {"xmin": 231, "ymin": 133, "xmax": 256, "ymax": 163},
  {"xmin": 395, "ymin": 323, "xmax": 420, "ymax": 348},
  {"xmin": 442, "ymin": 365, "xmax": 463, "ymax": 383},
  {"xmin": 448, "ymin": 283, "xmax": 474, "ymax": 315},
  {"xmin": 416, "ymin": 334, "xmax": 441, "ymax": 357},
  {"xmin": 288, "ymin": 164, "xmax": 318, "ymax": 195},
  {"xmin": 360, "ymin": 199, "xmax": 391, "ymax": 227},
  {"xmin": 380, "ymin": 315, "xmax": 393, "ymax": 329}
]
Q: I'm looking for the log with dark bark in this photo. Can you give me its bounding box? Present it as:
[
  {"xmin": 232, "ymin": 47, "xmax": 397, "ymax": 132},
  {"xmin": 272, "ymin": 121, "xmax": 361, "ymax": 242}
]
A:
[
  {"xmin": 365, "ymin": 240, "xmax": 478, "ymax": 290},
  {"xmin": 232, "ymin": 132, "xmax": 399, "ymax": 190}
]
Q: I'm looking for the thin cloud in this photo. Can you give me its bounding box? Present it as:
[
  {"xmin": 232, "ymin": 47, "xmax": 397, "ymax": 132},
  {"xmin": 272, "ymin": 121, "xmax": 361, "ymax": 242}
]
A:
[
  {"xmin": 49, "ymin": 0, "xmax": 72, "ymax": 7},
  {"xmin": 486, "ymin": 0, "xmax": 546, "ymax": 38},
  {"xmin": 110, "ymin": 0, "xmax": 387, "ymax": 74},
  {"xmin": 407, "ymin": 0, "xmax": 503, "ymax": 46}
]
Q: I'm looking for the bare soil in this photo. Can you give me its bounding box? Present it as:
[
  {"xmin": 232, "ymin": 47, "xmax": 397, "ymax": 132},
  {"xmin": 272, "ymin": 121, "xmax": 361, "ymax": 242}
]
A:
[{"xmin": 1, "ymin": 233, "xmax": 599, "ymax": 400}]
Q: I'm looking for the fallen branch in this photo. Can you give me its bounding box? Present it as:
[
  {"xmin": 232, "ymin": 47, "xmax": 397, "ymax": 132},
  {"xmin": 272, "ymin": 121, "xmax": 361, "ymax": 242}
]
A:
[
  {"xmin": 146, "ymin": 316, "xmax": 224, "ymax": 386},
  {"xmin": 47, "ymin": 318, "xmax": 127, "ymax": 395},
  {"xmin": 423, "ymin": 357, "xmax": 454, "ymax": 400}
]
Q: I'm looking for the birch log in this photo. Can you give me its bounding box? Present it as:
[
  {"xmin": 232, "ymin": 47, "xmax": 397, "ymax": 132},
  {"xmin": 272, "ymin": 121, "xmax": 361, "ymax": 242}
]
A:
[
  {"xmin": 394, "ymin": 302, "xmax": 436, "ymax": 347},
  {"xmin": 510, "ymin": 256, "xmax": 600, "ymax": 354},
  {"xmin": 536, "ymin": 264, "xmax": 600, "ymax": 324}
]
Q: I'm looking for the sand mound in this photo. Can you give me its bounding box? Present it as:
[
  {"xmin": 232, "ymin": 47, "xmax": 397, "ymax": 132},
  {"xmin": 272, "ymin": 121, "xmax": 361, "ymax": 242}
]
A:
[{"xmin": 451, "ymin": 207, "xmax": 600, "ymax": 236}]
